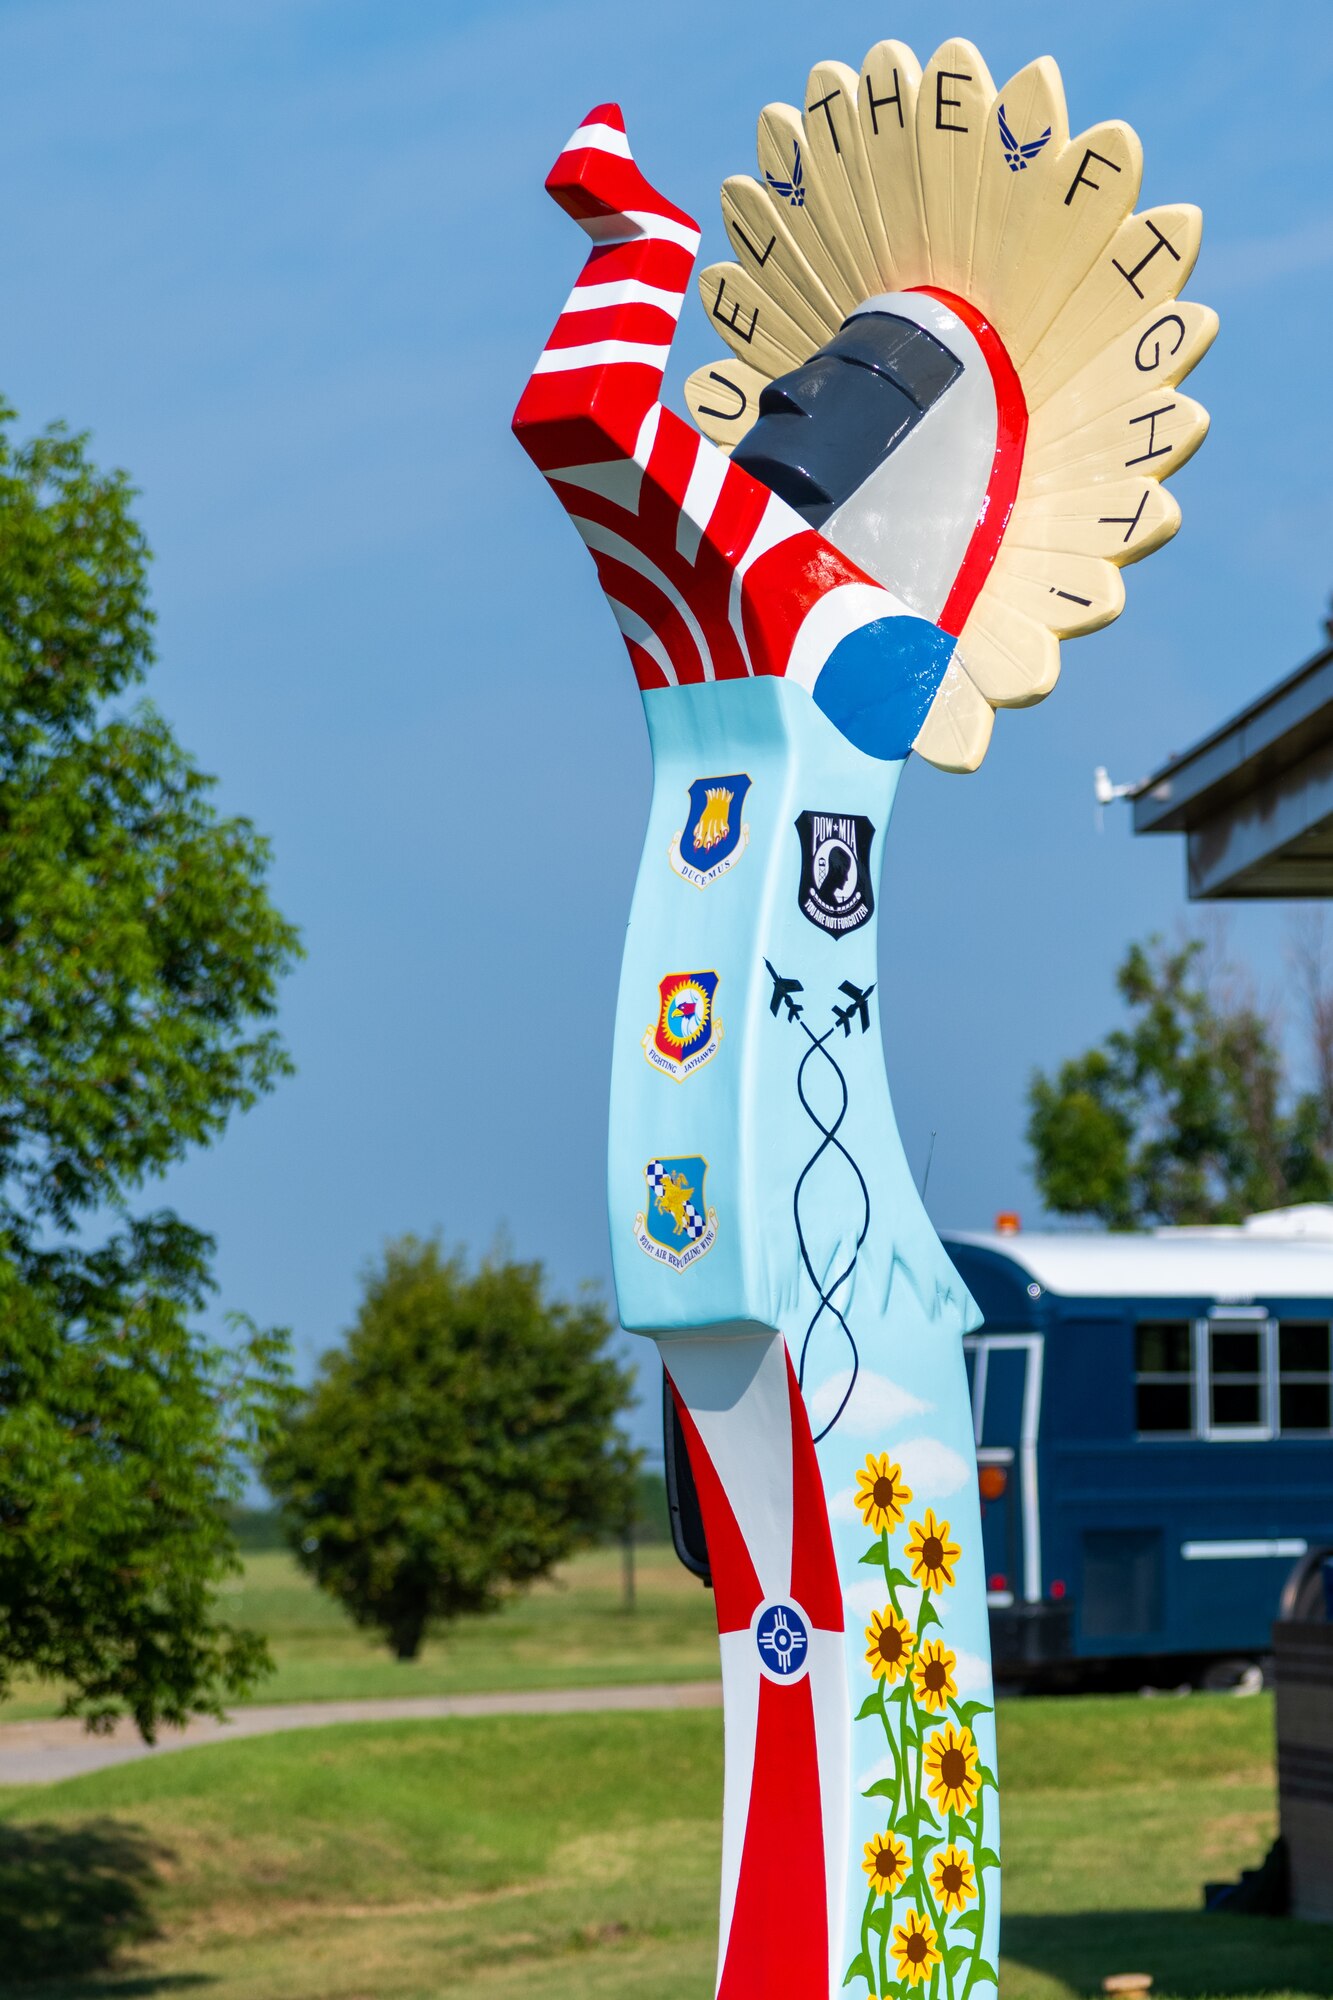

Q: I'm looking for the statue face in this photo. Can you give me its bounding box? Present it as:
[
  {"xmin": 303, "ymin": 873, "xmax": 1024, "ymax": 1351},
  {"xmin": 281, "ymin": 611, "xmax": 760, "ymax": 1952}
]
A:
[
  {"xmin": 729, "ymin": 293, "xmax": 1001, "ymax": 626},
  {"xmin": 731, "ymin": 311, "xmax": 963, "ymax": 530}
]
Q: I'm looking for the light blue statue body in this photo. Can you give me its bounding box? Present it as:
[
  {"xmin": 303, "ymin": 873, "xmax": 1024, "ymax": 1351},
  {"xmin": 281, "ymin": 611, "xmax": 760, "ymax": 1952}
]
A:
[{"xmin": 610, "ymin": 678, "xmax": 997, "ymax": 1995}]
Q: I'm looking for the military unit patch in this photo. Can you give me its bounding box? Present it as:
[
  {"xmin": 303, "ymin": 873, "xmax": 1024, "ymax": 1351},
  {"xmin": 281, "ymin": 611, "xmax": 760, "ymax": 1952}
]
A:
[
  {"xmin": 794, "ymin": 809, "xmax": 875, "ymax": 939},
  {"xmin": 634, "ymin": 1155, "xmax": 718, "ymax": 1270},
  {"xmin": 669, "ymin": 774, "xmax": 751, "ymax": 888},
  {"xmin": 643, "ymin": 971, "xmax": 722, "ymax": 1081}
]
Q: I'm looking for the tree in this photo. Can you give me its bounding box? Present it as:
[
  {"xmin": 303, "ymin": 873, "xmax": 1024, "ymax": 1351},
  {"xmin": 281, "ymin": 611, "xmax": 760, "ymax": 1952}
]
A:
[
  {"xmin": 0, "ymin": 410, "xmax": 299, "ymax": 1735},
  {"xmin": 1027, "ymin": 934, "xmax": 1333, "ymax": 1228},
  {"xmin": 265, "ymin": 1239, "xmax": 638, "ymax": 1659}
]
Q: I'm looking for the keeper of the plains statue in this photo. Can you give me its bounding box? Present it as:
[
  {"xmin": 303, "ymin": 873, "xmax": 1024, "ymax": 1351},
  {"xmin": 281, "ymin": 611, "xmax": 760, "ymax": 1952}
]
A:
[{"xmin": 512, "ymin": 34, "xmax": 1213, "ymax": 2000}]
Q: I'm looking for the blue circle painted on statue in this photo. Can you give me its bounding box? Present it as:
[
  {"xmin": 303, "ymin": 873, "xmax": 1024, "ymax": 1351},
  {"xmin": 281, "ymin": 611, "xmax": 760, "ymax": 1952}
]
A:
[{"xmin": 754, "ymin": 1601, "xmax": 811, "ymax": 1679}]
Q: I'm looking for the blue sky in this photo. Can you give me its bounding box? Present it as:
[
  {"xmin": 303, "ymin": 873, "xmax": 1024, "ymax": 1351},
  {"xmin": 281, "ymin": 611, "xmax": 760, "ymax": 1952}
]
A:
[{"xmin": 3, "ymin": 0, "xmax": 1331, "ymax": 1448}]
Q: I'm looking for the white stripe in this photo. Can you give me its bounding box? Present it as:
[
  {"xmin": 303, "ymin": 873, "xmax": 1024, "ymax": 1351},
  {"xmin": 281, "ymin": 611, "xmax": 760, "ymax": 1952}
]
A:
[
  {"xmin": 733, "ymin": 492, "xmax": 803, "ymax": 580},
  {"xmin": 786, "ymin": 582, "xmax": 909, "ymax": 695},
  {"xmin": 677, "ymin": 436, "xmax": 729, "ymax": 564},
  {"xmin": 624, "ymin": 209, "xmax": 701, "ymax": 250},
  {"xmin": 570, "ymin": 515, "xmax": 713, "ymax": 681},
  {"xmin": 565, "ymin": 120, "xmax": 632, "ymax": 158},
  {"xmin": 805, "ymin": 1627, "xmax": 850, "ymax": 2000},
  {"xmin": 571, "ymin": 210, "xmax": 701, "ymax": 250},
  {"xmin": 533, "ymin": 339, "xmax": 671, "ymax": 375},
  {"xmin": 632, "ymin": 401, "xmax": 660, "ymax": 470},
  {"xmin": 715, "ymin": 1634, "xmax": 760, "ymax": 1987},
  {"xmin": 566, "ymin": 277, "xmax": 685, "ymax": 315},
  {"xmin": 605, "ymin": 597, "xmax": 678, "ymax": 686},
  {"xmin": 543, "ymin": 457, "xmax": 644, "ymax": 509},
  {"xmin": 662, "ymin": 1332, "xmax": 794, "ymax": 1600},
  {"xmin": 726, "ymin": 495, "xmax": 804, "ymax": 674},
  {"xmin": 1182, "ymin": 1538, "xmax": 1308, "ymax": 1561},
  {"xmin": 546, "ymin": 408, "xmax": 659, "ymax": 517}
]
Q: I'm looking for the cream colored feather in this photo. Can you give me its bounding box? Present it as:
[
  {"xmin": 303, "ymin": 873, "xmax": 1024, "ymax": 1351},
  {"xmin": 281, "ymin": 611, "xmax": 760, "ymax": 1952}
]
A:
[{"xmin": 686, "ymin": 37, "xmax": 1215, "ymax": 772}]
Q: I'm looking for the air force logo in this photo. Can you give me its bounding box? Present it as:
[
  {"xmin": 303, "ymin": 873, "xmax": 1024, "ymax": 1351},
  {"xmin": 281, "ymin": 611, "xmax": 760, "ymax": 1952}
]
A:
[
  {"xmin": 669, "ymin": 774, "xmax": 751, "ymax": 888},
  {"xmin": 643, "ymin": 972, "xmax": 722, "ymax": 1082},
  {"xmin": 634, "ymin": 1156, "xmax": 718, "ymax": 1271},
  {"xmin": 795, "ymin": 810, "xmax": 875, "ymax": 939}
]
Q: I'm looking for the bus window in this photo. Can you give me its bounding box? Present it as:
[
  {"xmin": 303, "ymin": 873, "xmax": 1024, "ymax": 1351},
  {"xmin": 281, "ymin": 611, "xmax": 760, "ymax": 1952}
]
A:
[
  {"xmin": 1278, "ymin": 1321, "xmax": 1332, "ymax": 1434},
  {"xmin": 1205, "ymin": 1319, "xmax": 1272, "ymax": 1438},
  {"xmin": 1135, "ymin": 1320, "xmax": 1193, "ymax": 1434}
]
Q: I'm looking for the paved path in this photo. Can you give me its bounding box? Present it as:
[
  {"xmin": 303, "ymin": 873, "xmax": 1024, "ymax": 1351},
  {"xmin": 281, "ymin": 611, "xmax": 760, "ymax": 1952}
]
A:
[{"xmin": 0, "ymin": 1680, "xmax": 723, "ymax": 1786}]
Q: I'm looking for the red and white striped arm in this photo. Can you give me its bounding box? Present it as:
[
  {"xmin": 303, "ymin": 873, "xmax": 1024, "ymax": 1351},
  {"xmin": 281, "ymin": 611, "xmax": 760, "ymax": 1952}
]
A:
[
  {"xmin": 512, "ymin": 105, "xmax": 700, "ymax": 472},
  {"xmin": 512, "ymin": 107, "xmax": 896, "ymax": 697}
]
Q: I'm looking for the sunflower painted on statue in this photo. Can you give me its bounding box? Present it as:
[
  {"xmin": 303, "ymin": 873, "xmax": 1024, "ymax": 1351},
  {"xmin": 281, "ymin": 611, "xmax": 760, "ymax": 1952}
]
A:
[
  {"xmin": 930, "ymin": 1842, "xmax": 977, "ymax": 1912},
  {"xmin": 864, "ymin": 1604, "xmax": 915, "ymax": 1684},
  {"xmin": 904, "ymin": 1508, "xmax": 961, "ymax": 1591},
  {"xmin": 854, "ymin": 1452, "xmax": 912, "ymax": 1533},
  {"xmin": 890, "ymin": 1909, "xmax": 941, "ymax": 1988},
  {"xmin": 924, "ymin": 1721, "xmax": 981, "ymax": 1816},
  {"xmin": 910, "ymin": 1638, "xmax": 958, "ymax": 1713},
  {"xmin": 862, "ymin": 1829, "xmax": 909, "ymax": 1898}
]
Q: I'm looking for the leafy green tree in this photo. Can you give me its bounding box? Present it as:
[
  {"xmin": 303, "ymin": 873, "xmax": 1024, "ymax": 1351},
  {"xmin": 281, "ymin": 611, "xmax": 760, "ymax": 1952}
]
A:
[
  {"xmin": 0, "ymin": 410, "xmax": 299, "ymax": 1735},
  {"xmin": 1027, "ymin": 935, "xmax": 1333, "ymax": 1228},
  {"xmin": 266, "ymin": 1239, "xmax": 638, "ymax": 1659}
]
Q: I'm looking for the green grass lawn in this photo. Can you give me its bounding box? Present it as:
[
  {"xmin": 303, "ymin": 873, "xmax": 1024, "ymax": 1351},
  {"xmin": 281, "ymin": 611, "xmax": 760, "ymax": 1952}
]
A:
[
  {"xmin": 1, "ymin": 1689, "xmax": 1328, "ymax": 1999},
  {"xmin": 0, "ymin": 1545, "xmax": 722, "ymax": 1720}
]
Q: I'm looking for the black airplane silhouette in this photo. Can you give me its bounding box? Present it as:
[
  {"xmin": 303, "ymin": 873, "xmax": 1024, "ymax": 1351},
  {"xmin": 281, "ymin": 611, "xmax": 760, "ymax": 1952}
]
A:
[
  {"xmin": 833, "ymin": 979, "xmax": 875, "ymax": 1036},
  {"xmin": 764, "ymin": 960, "xmax": 804, "ymax": 1022}
]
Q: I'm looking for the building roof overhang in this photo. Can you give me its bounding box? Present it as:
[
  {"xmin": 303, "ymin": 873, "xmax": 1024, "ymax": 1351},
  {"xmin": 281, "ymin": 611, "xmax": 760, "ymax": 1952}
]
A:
[{"xmin": 1133, "ymin": 640, "xmax": 1333, "ymax": 897}]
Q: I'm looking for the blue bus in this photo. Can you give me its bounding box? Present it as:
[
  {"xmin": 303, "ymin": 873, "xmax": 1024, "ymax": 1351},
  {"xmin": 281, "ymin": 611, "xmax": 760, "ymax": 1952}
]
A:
[
  {"xmin": 662, "ymin": 1206, "xmax": 1333, "ymax": 1681},
  {"xmin": 944, "ymin": 1208, "xmax": 1333, "ymax": 1680}
]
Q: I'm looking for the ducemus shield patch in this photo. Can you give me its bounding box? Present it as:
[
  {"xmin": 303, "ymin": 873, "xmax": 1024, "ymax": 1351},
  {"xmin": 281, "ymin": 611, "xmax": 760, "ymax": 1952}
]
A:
[{"xmin": 669, "ymin": 774, "xmax": 751, "ymax": 887}]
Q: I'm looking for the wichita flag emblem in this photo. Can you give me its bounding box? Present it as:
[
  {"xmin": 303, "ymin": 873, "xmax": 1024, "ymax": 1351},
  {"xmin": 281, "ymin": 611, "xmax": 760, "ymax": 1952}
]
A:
[
  {"xmin": 669, "ymin": 774, "xmax": 751, "ymax": 888},
  {"xmin": 643, "ymin": 971, "xmax": 722, "ymax": 1081},
  {"xmin": 634, "ymin": 1156, "xmax": 718, "ymax": 1270}
]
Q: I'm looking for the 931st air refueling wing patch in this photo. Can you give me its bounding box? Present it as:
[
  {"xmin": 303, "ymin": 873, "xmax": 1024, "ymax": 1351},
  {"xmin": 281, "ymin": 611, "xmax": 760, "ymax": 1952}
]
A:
[
  {"xmin": 634, "ymin": 1156, "xmax": 718, "ymax": 1270},
  {"xmin": 669, "ymin": 774, "xmax": 751, "ymax": 888},
  {"xmin": 795, "ymin": 810, "xmax": 875, "ymax": 940},
  {"xmin": 643, "ymin": 972, "xmax": 722, "ymax": 1081}
]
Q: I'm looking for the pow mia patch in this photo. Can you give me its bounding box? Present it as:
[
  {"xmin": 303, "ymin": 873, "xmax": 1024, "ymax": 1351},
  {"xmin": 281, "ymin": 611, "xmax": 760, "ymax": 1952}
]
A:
[{"xmin": 794, "ymin": 811, "xmax": 875, "ymax": 939}]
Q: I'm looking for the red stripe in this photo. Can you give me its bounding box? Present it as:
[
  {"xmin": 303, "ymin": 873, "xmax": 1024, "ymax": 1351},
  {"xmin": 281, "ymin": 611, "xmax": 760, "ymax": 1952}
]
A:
[
  {"xmin": 624, "ymin": 636, "xmax": 669, "ymax": 691},
  {"xmin": 742, "ymin": 528, "xmax": 870, "ymax": 677},
  {"xmin": 580, "ymin": 101, "xmax": 624, "ymax": 133},
  {"xmin": 911, "ymin": 285, "xmax": 1028, "ymax": 639},
  {"xmin": 638, "ymin": 404, "xmax": 701, "ymax": 551},
  {"xmin": 718, "ymin": 1674, "xmax": 828, "ymax": 1997},
  {"xmin": 664, "ymin": 1381, "xmax": 763, "ymax": 1631},
  {"xmin": 588, "ymin": 553, "xmax": 706, "ymax": 685},
  {"xmin": 513, "ymin": 369, "xmax": 658, "ymax": 470},
  {"xmin": 574, "ymin": 238, "xmax": 695, "ymax": 290},
  {"xmin": 544, "ymin": 302, "xmax": 678, "ymax": 348},
  {"xmin": 545, "ymin": 148, "xmax": 698, "ymax": 237},
  {"xmin": 785, "ymin": 1349, "xmax": 843, "ymax": 1631}
]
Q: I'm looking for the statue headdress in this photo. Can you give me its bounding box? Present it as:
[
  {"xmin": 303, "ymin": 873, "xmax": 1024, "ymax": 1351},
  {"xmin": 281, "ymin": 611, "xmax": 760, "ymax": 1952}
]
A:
[{"xmin": 684, "ymin": 39, "xmax": 1215, "ymax": 771}]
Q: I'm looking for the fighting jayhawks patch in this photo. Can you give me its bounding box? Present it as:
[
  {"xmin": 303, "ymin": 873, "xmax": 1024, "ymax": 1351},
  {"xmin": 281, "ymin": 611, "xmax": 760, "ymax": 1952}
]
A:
[
  {"xmin": 643, "ymin": 972, "xmax": 722, "ymax": 1082},
  {"xmin": 634, "ymin": 1156, "xmax": 718, "ymax": 1270},
  {"xmin": 795, "ymin": 810, "xmax": 875, "ymax": 939},
  {"xmin": 669, "ymin": 774, "xmax": 751, "ymax": 888}
]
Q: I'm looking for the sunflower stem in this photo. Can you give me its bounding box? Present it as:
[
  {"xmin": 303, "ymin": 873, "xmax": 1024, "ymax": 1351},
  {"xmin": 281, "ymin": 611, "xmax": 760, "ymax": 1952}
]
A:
[
  {"xmin": 881, "ymin": 1526, "xmax": 902, "ymax": 1613},
  {"xmin": 858, "ymin": 1880, "xmax": 877, "ymax": 1997},
  {"xmin": 961, "ymin": 1789, "xmax": 989, "ymax": 1999}
]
